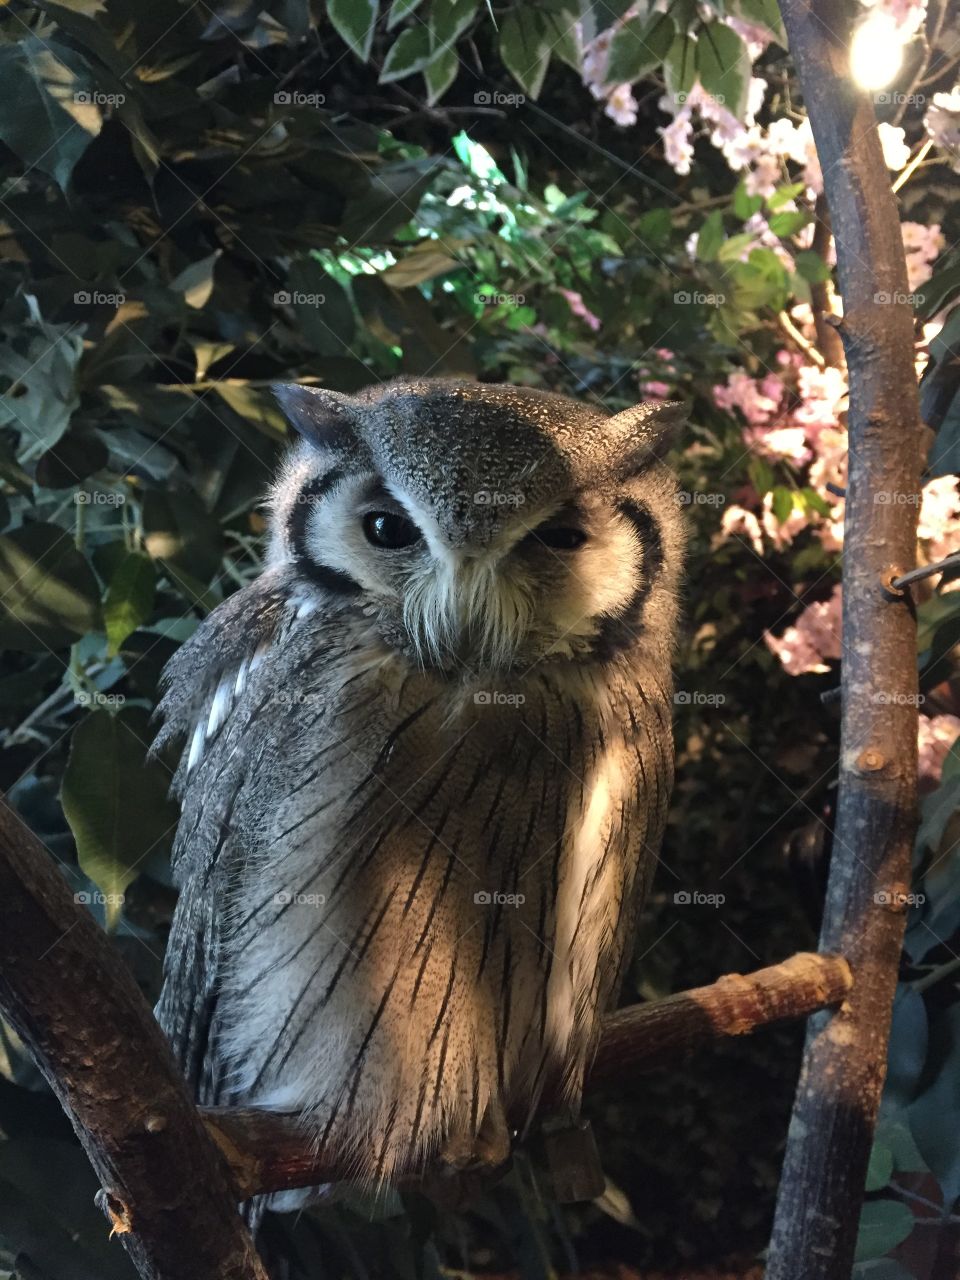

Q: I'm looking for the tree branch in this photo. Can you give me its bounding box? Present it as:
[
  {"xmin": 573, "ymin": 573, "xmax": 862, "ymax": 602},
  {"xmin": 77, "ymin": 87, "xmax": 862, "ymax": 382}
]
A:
[
  {"xmin": 766, "ymin": 3, "xmax": 922, "ymax": 1278},
  {"xmin": 0, "ymin": 799, "xmax": 268, "ymax": 1280},
  {"xmin": 201, "ymin": 952, "xmax": 853, "ymax": 1200}
]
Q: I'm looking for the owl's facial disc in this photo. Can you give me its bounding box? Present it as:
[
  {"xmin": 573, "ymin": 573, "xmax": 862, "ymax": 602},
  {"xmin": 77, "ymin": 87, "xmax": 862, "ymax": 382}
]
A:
[{"xmin": 278, "ymin": 457, "xmax": 664, "ymax": 676}]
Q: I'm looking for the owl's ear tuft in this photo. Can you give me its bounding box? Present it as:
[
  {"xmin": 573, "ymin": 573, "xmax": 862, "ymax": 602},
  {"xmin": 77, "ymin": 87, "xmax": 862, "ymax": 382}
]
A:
[
  {"xmin": 272, "ymin": 384, "xmax": 357, "ymax": 451},
  {"xmin": 606, "ymin": 400, "xmax": 688, "ymax": 469}
]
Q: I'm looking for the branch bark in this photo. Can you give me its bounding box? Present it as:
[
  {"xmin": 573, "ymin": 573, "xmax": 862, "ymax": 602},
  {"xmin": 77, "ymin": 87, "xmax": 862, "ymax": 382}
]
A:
[
  {"xmin": 767, "ymin": 4, "xmax": 922, "ymax": 1278},
  {"xmin": 0, "ymin": 799, "xmax": 268, "ymax": 1280},
  {"xmin": 202, "ymin": 952, "xmax": 853, "ymax": 1199}
]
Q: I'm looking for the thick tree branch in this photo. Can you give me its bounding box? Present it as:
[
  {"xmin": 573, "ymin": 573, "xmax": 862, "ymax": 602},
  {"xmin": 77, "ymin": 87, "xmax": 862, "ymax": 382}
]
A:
[
  {"xmin": 767, "ymin": 4, "xmax": 922, "ymax": 1279},
  {"xmin": 202, "ymin": 952, "xmax": 853, "ymax": 1199},
  {"xmin": 0, "ymin": 799, "xmax": 268, "ymax": 1280}
]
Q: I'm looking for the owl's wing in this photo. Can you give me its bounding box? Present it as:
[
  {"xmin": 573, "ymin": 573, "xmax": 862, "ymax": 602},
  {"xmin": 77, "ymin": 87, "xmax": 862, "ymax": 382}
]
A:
[{"xmin": 154, "ymin": 566, "xmax": 295, "ymax": 1101}]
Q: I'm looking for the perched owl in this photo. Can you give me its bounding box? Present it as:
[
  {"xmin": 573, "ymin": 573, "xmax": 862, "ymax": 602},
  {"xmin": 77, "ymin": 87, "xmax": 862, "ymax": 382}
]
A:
[{"xmin": 155, "ymin": 378, "xmax": 685, "ymax": 1207}]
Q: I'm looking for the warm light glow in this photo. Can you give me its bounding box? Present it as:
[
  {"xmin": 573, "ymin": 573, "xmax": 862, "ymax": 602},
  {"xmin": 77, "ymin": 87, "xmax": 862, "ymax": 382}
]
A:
[{"xmin": 850, "ymin": 12, "xmax": 906, "ymax": 90}]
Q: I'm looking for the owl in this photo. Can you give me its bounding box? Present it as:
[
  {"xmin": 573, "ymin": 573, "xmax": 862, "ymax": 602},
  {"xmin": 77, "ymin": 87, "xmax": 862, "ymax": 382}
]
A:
[{"xmin": 155, "ymin": 378, "xmax": 685, "ymax": 1209}]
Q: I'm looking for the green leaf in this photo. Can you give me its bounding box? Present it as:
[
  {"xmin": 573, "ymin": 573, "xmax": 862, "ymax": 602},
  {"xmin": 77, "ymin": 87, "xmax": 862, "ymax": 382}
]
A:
[
  {"xmin": 500, "ymin": 10, "xmax": 551, "ymax": 99},
  {"xmin": 423, "ymin": 44, "xmax": 459, "ymax": 104},
  {"xmin": 794, "ymin": 249, "xmax": 832, "ymax": 284},
  {"xmin": 380, "ymin": 26, "xmax": 434, "ymax": 82},
  {"xmin": 737, "ymin": 0, "xmax": 786, "ymax": 45},
  {"xmin": 0, "ymin": 523, "xmax": 101, "ymax": 653},
  {"xmin": 284, "ymin": 259, "xmax": 357, "ymax": 354},
  {"xmin": 663, "ymin": 31, "xmax": 696, "ymax": 100},
  {"xmin": 0, "ymin": 38, "xmax": 103, "ymax": 192},
  {"xmin": 865, "ymin": 1141, "xmax": 894, "ymax": 1192},
  {"xmin": 142, "ymin": 490, "xmax": 223, "ymax": 584},
  {"xmin": 696, "ymin": 209, "xmax": 725, "ymax": 262},
  {"xmin": 854, "ymin": 1201, "xmax": 915, "ymax": 1264},
  {"xmin": 733, "ymin": 180, "xmax": 764, "ymax": 220},
  {"xmin": 768, "ymin": 181, "xmax": 805, "ymax": 210},
  {"xmin": 909, "ymin": 1005, "xmax": 960, "ymax": 1206},
  {"xmin": 328, "ymin": 0, "xmax": 379, "ymax": 60},
  {"xmin": 541, "ymin": 0, "xmax": 582, "ymax": 72},
  {"xmin": 768, "ymin": 209, "xmax": 811, "ymax": 237},
  {"xmin": 916, "ymin": 260, "xmax": 960, "ymax": 321},
  {"xmin": 430, "ymin": 0, "xmax": 477, "ymax": 47},
  {"xmin": 696, "ymin": 22, "xmax": 750, "ymax": 120},
  {"xmin": 771, "ymin": 485, "xmax": 794, "ymax": 523},
  {"xmin": 636, "ymin": 207, "xmax": 673, "ymax": 248},
  {"xmin": 606, "ymin": 12, "xmax": 674, "ymax": 84},
  {"xmin": 169, "ymin": 250, "xmax": 221, "ymax": 308},
  {"xmin": 62, "ymin": 708, "xmax": 178, "ymax": 928},
  {"xmin": 103, "ymin": 551, "xmax": 155, "ymax": 657},
  {"xmin": 387, "ymin": 0, "xmax": 424, "ymax": 28},
  {"xmin": 381, "ymin": 242, "xmax": 460, "ymax": 287}
]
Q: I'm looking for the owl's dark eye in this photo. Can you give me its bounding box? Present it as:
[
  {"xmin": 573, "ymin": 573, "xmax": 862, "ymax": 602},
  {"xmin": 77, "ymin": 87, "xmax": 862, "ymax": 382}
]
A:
[
  {"xmin": 532, "ymin": 525, "xmax": 587, "ymax": 551},
  {"xmin": 363, "ymin": 510, "xmax": 422, "ymax": 549}
]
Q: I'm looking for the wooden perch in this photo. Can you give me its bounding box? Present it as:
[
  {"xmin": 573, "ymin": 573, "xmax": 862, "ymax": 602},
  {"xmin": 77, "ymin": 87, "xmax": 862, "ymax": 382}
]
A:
[
  {"xmin": 766, "ymin": 3, "xmax": 922, "ymax": 1279},
  {"xmin": 203, "ymin": 952, "xmax": 853, "ymax": 1200},
  {"xmin": 0, "ymin": 799, "xmax": 268, "ymax": 1280}
]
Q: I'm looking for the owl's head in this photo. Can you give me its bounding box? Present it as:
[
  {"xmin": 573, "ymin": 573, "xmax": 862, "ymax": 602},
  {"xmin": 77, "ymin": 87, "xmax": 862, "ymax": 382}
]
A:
[{"xmin": 270, "ymin": 379, "xmax": 685, "ymax": 674}]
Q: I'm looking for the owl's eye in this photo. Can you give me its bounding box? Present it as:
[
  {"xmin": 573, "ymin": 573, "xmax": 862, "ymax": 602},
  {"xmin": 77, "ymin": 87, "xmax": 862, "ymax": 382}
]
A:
[
  {"xmin": 531, "ymin": 525, "xmax": 587, "ymax": 551},
  {"xmin": 363, "ymin": 510, "xmax": 423, "ymax": 549}
]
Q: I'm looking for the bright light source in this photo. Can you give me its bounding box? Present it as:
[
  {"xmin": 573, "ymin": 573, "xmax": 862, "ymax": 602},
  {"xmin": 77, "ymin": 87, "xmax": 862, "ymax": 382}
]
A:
[{"xmin": 850, "ymin": 11, "xmax": 906, "ymax": 90}]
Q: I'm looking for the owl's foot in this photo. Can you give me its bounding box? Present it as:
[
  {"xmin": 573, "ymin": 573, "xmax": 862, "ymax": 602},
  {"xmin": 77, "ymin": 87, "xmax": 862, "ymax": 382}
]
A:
[{"xmin": 436, "ymin": 1097, "xmax": 511, "ymax": 1173}]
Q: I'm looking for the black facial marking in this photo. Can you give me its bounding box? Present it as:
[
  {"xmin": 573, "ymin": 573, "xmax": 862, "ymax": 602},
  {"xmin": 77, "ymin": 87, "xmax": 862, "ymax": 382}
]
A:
[
  {"xmin": 288, "ymin": 469, "xmax": 364, "ymax": 596},
  {"xmin": 593, "ymin": 499, "xmax": 664, "ymax": 660}
]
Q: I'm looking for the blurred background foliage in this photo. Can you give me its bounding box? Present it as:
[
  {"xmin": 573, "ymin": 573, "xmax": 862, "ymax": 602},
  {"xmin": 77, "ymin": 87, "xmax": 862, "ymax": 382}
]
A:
[{"xmin": 0, "ymin": 0, "xmax": 958, "ymax": 1276}]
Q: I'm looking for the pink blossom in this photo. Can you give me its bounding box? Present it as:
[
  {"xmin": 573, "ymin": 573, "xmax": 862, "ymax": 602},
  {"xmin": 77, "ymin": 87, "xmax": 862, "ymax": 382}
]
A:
[
  {"xmin": 859, "ymin": 0, "xmax": 927, "ymax": 39},
  {"xmin": 716, "ymin": 504, "xmax": 764, "ymax": 556},
  {"xmin": 559, "ymin": 289, "xmax": 601, "ymax": 332},
  {"xmin": 761, "ymin": 490, "xmax": 810, "ymax": 547},
  {"xmin": 605, "ymin": 83, "xmax": 639, "ymax": 127},
  {"xmin": 744, "ymin": 424, "xmax": 811, "ymax": 464},
  {"xmin": 640, "ymin": 380, "xmax": 671, "ymax": 398},
  {"xmin": 925, "ymin": 89, "xmax": 960, "ymax": 151},
  {"xmin": 765, "ymin": 585, "xmax": 842, "ymax": 675},
  {"xmin": 793, "ymin": 364, "xmax": 848, "ymax": 430},
  {"xmin": 902, "ymin": 221, "xmax": 945, "ymax": 291},
  {"xmin": 918, "ymin": 714, "xmax": 960, "ymax": 786},
  {"xmin": 659, "ymin": 112, "xmax": 694, "ymax": 175},
  {"xmin": 918, "ymin": 476, "xmax": 960, "ymax": 561},
  {"xmin": 714, "ymin": 369, "xmax": 784, "ymax": 426}
]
